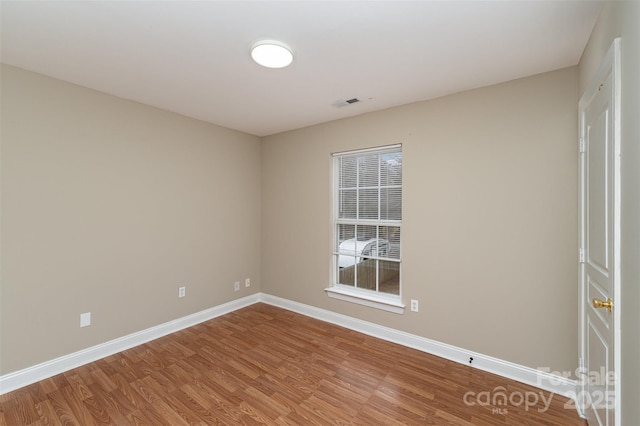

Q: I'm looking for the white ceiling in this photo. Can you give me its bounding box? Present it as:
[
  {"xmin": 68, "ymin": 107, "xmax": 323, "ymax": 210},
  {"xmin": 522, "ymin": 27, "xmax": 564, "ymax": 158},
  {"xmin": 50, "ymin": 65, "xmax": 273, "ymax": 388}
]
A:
[{"xmin": 1, "ymin": 1, "xmax": 603, "ymax": 137}]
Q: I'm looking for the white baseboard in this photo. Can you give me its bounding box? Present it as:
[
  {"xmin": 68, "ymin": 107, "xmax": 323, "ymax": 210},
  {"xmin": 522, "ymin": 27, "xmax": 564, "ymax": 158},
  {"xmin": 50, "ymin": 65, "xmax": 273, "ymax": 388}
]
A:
[
  {"xmin": 1, "ymin": 291, "xmax": 577, "ymax": 409},
  {"xmin": 0, "ymin": 293, "xmax": 260, "ymax": 395},
  {"xmin": 260, "ymin": 293, "xmax": 578, "ymax": 399}
]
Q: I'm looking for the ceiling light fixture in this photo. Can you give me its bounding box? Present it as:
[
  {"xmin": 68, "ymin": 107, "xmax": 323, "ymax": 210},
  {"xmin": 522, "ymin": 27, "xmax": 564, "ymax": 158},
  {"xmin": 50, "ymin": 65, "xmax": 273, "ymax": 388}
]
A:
[{"xmin": 250, "ymin": 40, "xmax": 294, "ymax": 69}]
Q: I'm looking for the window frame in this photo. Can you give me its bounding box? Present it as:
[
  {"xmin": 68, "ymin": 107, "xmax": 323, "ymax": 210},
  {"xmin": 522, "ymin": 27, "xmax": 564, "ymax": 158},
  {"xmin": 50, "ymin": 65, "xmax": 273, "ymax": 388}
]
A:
[{"xmin": 326, "ymin": 144, "xmax": 405, "ymax": 314}]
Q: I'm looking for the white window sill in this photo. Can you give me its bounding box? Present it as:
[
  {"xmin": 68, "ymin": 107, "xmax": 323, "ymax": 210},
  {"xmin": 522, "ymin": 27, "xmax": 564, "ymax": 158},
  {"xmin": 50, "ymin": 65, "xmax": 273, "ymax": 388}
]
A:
[{"xmin": 325, "ymin": 287, "xmax": 405, "ymax": 314}]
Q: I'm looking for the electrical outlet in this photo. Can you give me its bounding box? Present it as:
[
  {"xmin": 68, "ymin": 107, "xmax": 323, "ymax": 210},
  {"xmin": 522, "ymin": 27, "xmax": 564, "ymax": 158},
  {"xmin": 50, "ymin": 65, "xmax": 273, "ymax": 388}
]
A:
[
  {"xmin": 178, "ymin": 286, "xmax": 186, "ymax": 298},
  {"xmin": 245, "ymin": 278, "xmax": 251, "ymax": 288},
  {"xmin": 234, "ymin": 281, "xmax": 240, "ymax": 291},
  {"xmin": 410, "ymin": 299, "xmax": 419, "ymax": 312},
  {"xmin": 80, "ymin": 312, "xmax": 91, "ymax": 327}
]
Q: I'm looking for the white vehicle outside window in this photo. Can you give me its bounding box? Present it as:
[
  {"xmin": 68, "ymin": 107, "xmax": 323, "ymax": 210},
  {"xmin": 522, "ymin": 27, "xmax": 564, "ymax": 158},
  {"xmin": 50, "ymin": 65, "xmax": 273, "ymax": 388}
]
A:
[{"xmin": 337, "ymin": 238, "xmax": 390, "ymax": 268}]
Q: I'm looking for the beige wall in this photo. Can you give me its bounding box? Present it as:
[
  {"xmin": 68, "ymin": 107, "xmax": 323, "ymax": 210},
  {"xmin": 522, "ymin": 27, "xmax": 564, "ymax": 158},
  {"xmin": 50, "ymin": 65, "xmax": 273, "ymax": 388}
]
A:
[
  {"xmin": 262, "ymin": 67, "xmax": 579, "ymax": 373},
  {"xmin": 0, "ymin": 64, "xmax": 262, "ymax": 374},
  {"xmin": 578, "ymin": 2, "xmax": 640, "ymax": 423}
]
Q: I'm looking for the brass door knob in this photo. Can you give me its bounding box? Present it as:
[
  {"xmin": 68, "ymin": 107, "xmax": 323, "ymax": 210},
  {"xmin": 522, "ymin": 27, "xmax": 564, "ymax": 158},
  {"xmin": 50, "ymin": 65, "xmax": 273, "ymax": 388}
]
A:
[{"xmin": 592, "ymin": 298, "xmax": 613, "ymax": 313}]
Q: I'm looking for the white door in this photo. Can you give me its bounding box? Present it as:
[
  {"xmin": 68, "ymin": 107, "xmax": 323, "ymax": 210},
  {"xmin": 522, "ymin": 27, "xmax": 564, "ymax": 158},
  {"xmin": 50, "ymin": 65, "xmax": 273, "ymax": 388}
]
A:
[{"xmin": 578, "ymin": 38, "xmax": 620, "ymax": 426}]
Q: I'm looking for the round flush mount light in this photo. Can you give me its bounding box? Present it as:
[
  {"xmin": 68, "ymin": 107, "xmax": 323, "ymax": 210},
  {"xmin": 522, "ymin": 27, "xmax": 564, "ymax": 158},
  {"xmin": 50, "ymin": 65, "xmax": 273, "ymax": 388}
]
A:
[{"xmin": 250, "ymin": 40, "xmax": 294, "ymax": 68}]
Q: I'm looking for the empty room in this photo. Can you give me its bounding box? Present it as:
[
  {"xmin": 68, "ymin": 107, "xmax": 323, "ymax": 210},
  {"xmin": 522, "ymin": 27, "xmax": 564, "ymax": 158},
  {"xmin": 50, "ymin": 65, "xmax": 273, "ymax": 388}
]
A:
[{"xmin": 1, "ymin": 1, "xmax": 639, "ymax": 425}]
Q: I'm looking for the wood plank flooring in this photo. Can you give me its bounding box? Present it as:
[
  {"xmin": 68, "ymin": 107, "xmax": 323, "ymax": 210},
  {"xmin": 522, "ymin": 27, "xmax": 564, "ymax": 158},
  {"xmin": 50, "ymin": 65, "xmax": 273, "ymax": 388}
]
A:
[{"xmin": 0, "ymin": 303, "xmax": 587, "ymax": 425}]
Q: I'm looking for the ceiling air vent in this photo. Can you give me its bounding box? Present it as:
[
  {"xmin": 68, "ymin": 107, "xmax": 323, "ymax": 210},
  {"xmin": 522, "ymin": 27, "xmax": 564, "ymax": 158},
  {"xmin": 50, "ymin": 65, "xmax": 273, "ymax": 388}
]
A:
[{"xmin": 332, "ymin": 97, "xmax": 361, "ymax": 108}]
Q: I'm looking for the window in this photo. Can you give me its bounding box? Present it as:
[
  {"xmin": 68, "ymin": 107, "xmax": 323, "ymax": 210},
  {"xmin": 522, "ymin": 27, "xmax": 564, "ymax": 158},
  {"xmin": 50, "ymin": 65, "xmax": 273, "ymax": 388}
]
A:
[{"xmin": 328, "ymin": 145, "xmax": 402, "ymax": 312}]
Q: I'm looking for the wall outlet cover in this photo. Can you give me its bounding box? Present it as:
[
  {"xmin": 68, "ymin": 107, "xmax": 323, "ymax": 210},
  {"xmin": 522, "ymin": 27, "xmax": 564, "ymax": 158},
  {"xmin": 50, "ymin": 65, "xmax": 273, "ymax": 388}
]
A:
[{"xmin": 80, "ymin": 312, "xmax": 91, "ymax": 327}]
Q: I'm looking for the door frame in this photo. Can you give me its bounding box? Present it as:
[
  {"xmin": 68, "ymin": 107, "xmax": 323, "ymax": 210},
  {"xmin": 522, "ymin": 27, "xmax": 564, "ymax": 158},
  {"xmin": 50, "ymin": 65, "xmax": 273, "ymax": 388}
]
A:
[{"xmin": 578, "ymin": 37, "xmax": 621, "ymax": 424}]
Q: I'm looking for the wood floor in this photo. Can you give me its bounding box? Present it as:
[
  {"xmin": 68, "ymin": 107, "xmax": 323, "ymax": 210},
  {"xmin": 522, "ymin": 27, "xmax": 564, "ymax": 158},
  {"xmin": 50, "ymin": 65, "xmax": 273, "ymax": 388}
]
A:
[{"xmin": 0, "ymin": 303, "xmax": 587, "ymax": 425}]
